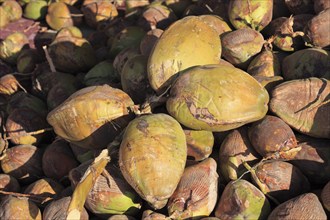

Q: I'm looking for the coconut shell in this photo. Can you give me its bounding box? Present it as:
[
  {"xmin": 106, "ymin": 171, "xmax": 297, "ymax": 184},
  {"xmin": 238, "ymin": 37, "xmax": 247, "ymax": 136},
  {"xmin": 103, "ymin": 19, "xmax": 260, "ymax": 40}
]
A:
[
  {"xmin": 166, "ymin": 64, "xmax": 269, "ymax": 131},
  {"xmin": 270, "ymin": 77, "xmax": 330, "ymax": 138},
  {"xmin": 119, "ymin": 113, "xmax": 187, "ymax": 209}
]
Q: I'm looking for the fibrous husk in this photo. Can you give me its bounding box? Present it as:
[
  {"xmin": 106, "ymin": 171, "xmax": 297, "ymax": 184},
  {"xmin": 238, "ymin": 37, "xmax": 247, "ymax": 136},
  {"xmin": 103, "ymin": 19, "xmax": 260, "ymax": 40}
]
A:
[
  {"xmin": 214, "ymin": 179, "xmax": 271, "ymax": 220},
  {"xmin": 6, "ymin": 91, "xmax": 48, "ymax": 117},
  {"xmin": 109, "ymin": 26, "xmax": 146, "ymax": 58},
  {"xmin": 166, "ymin": 64, "xmax": 269, "ymax": 131},
  {"xmin": 23, "ymin": 178, "xmax": 64, "ymax": 206},
  {"xmin": 47, "ymin": 85, "xmax": 135, "ymax": 149},
  {"xmin": 264, "ymin": 14, "xmax": 313, "ymax": 52},
  {"xmin": 0, "ymin": 174, "xmax": 20, "ymax": 193},
  {"xmin": 314, "ymin": 0, "xmax": 330, "ymax": 14},
  {"xmin": 290, "ymin": 137, "xmax": 330, "ymax": 185},
  {"xmin": 119, "ymin": 113, "xmax": 187, "ymax": 209},
  {"xmin": 0, "ymin": 74, "xmax": 23, "ymax": 95},
  {"xmin": 0, "ymin": 195, "xmax": 42, "ymax": 220},
  {"xmin": 140, "ymin": 29, "xmax": 163, "ymax": 57},
  {"xmin": 282, "ymin": 48, "xmax": 330, "ymax": 80},
  {"xmin": 43, "ymin": 196, "xmax": 89, "ymax": 220},
  {"xmin": 321, "ymin": 181, "xmax": 330, "ymax": 211},
  {"xmin": 247, "ymin": 50, "xmax": 281, "ymax": 77},
  {"xmin": 47, "ymin": 82, "xmax": 79, "ymax": 110},
  {"xmin": 142, "ymin": 210, "xmax": 169, "ymax": 220},
  {"xmin": 16, "ymin": 48, "xmax": 41, "ymax": 73},
  {"xmin": 251, "ymin": 160, "xmax": 310, "ymax": 203},
  {"xmin": 270, "ymin": 77, "xmax": 330, "ymax": 138},
  {"xmin": 221, "ymin": 28, "xmax": 264, "ymax": 69},
  {"xmin": 0, "ymin": 144, "xmax": 43, "ymax": 184},
  {"xmin": 48, "ymin": 30, "xmax": 97, "ymax": 74},
  {"xmin": 284, "ymin": 0, "xmax": 314, "ymax": 14},
  {"xmin": 253, "ymin": 75, "xmax": 284, "ymax": 94},
  {"xmin": 82, "ymin": 1, "xmax": 118, "ymax": 28},
  {"xmin": 113, "ymin": 47, "xmax": 140, "ymax": 78},
  {"xmin": 268, "ymin": 193, "xmax": 327, "ymax": 220},
  {"xmin": 148, "ymin": 15, "xmax": 222, "ymax": 94},
  {"xmin": 138, "ymin": 3, "xmax": 177, "ymax": 30},
  {"xmin": 304, "ymin": 8, "xmax": 330, "ymax": 48},
  {"xmin": 5, "ymin": 108, "xmax": 49, "ymax": 145},
  {"xmin": 165, "ymin": 0, "xmax": 192, "ymax": 17},
  {"xmin": 167, "ymin": 158, "xmax": 219, "ymax": 219},
  {"xmin": 69, "ymin": 161, "xmax": 142, "ymax": 216},
  {"xmin": 83, "ymin": 60, "xmax": 119, "ymax": 87},
  {"xmin": 248, "ymin": 115, "xmax": 299, "ymax": 159},
  {"xmin": 42, "ymin": 139, "xmax": 79, "ymax": 181},
  {"xmin": 32, "ymin": 71, "xmax": 81, "ymax": 99},
  {"xmin": 219, "ymin": 127, "xmax": 260, "ymax": 182},
  {"xmin": 228, "ymin": 0, "xmax": 273, "ymax": 31}
]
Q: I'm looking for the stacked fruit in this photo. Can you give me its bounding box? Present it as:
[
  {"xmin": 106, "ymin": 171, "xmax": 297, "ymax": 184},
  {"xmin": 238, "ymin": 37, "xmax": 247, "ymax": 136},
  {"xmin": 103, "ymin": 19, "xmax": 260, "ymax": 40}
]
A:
[{"xmin": 0, "ymin": 0, "xmax": 329, "ymax": 219}]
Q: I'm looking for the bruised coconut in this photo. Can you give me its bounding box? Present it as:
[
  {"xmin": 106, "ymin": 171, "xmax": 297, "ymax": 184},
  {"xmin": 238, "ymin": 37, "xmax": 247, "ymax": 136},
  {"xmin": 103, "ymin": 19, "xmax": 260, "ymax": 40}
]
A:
[
  {"xmin": 166, "ymin": 64, "xmax": 269, "ymax": 131},
  {"xmin": 184, "ymin": 129, "xmax": 214, "ymax": 161},
  {"xmin": 148, "ymin": 16, "xmax": 221, "ymax": 94},
  {"xmin": 69, "ymin": 161, "xmax": 142, "ymax": 216},
  {"xmin": 219, "ymin": 127, "xmax": 260, "ymax": 182},
  {"xmin": 282, "ymin": 48, "xmax": 330, "ymax": 80},
  {"xmin": 270, "ymin": 78, "xmax": 330, "ymax": 139},
  {"xmin": 250, "ymin": 161, "xmax": 310, "ymax": 203},
  {"xmin": 47, "ymin": 85, "xmax": 135, "ymax": 149},
  {"xmin": 228, "ymin": 0, "xmax": 273, "ymax": 31},
  {"xmin": 167, "ymin": 158, "xmax": 218, "ymax": 219},
  {"xmin": 268, "ymin": 193, "xmax": 327, "ymax": 220},
  {"xmin": 248, "ymin": 115, "xmax": 299, "ymax": 159},
  {"xmin": 215, "ymin": 179, "xmax": 271, "ymax": 219},
  {"xmin": 119, "ymin": 113, "xmax": 187, "ymax": 209}
]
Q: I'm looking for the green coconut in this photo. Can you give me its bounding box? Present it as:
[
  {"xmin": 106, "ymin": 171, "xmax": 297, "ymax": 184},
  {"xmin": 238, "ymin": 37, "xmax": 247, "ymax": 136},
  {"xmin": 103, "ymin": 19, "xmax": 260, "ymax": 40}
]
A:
[
  {"xmin": 166, "ymin": 64, "xmax": 269, "ymax": 131},
  {"xmin": 148, "ymin": 16, "xmax": 222, "ymax": 94},
  {"xmin": 119, "ymin": 113, "xmax": 187, "ymax": 209}
]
